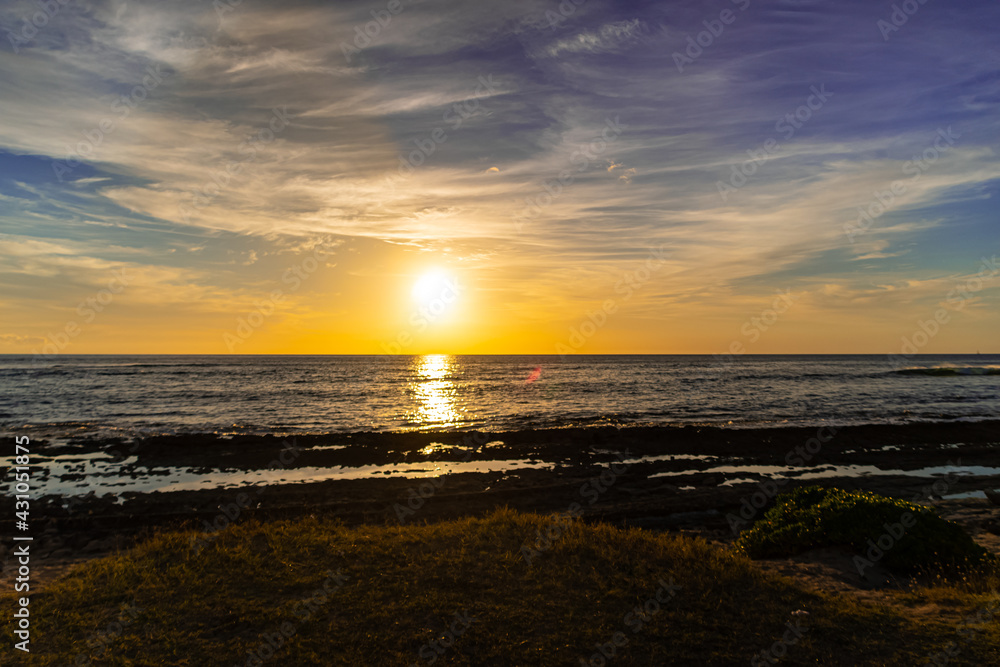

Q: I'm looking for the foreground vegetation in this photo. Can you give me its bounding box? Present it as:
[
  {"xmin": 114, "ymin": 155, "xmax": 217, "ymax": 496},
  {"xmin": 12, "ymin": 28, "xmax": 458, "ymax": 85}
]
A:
[
  {"xmin": 735, "ymin": 486, "xmax": 997, "ymax": 573},
  {"xmin": 2, "ymin": 507, "xmax": 998, "ymax": 665}
]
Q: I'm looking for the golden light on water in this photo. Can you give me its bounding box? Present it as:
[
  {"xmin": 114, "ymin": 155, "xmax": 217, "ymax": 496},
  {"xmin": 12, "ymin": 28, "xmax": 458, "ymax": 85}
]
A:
[
  {"xmin": 408, "ymin": 354, "xmax": 461, "ymax": 428},
  {"xmin": 418, "ymin": 443, "xmax": 451, "ymax": 456}
]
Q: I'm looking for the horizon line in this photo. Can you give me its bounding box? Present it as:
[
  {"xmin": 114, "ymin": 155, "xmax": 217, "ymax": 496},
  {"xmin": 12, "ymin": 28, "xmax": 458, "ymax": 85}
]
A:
[{"xmin": 2, "ymin": 352, "xmax": 996, "ymax": 357}]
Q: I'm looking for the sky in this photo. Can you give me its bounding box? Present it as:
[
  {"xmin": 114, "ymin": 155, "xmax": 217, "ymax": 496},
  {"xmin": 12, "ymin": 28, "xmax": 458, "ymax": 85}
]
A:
[{"xmin": 0, "ymin": 0, "xmax": 997, "ymax": 355}]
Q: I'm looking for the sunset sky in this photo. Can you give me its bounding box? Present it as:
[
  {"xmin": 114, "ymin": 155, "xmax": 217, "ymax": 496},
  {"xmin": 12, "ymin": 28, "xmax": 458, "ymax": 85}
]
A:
[{"xmin": 0, "ymin": 0, "xmax": 998, "ymax": 355}]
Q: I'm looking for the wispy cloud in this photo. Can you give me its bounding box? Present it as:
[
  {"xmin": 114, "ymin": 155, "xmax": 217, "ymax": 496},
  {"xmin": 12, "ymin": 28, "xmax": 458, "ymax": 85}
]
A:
[
  {"xmin": 546, "ymin": 19, "xmax": 643, "ymax": 57},
  {"xmin": 0, "ymin": 0, "xmax": 998, "ymax": 353}
]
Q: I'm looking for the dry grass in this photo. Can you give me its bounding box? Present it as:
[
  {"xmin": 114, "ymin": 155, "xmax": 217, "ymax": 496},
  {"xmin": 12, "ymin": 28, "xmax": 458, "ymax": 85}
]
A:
[{"xmin": 2, "ymin": 508, "xmax": 998, "ymax": 665}]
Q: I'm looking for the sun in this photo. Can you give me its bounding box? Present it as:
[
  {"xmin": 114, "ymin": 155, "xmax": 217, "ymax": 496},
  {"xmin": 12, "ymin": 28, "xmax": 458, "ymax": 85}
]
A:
[
  {"xmin": 412, "ymin": 270, "xmax": 453, "ymax": 304},
  {"xmin": 410, "ymin": 269, "xmax": 461, "ymax": 323}
]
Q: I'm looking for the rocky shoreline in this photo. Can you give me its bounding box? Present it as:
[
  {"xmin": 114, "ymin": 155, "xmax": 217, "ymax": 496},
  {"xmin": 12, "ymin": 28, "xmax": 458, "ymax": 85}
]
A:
[{"xmin": 5, "ymin": 420, "xmax": 1000, "ymax": 591}]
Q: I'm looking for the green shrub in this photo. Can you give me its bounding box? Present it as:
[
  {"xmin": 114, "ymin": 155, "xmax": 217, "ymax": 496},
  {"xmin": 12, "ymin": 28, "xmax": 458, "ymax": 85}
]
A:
[{"xmin": 734, "ymin": 486, "xmax": 996, "ymax": 573}]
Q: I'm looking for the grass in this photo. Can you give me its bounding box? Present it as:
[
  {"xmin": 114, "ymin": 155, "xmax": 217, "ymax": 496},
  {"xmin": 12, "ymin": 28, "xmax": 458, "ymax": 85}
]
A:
[{"xmin": 1, "ymin": 508, "xmax": 998, "ymax": 665}]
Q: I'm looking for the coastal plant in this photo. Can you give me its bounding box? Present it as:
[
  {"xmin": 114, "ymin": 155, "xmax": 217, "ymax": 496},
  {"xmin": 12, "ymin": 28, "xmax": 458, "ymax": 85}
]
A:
[
  {"xmin": 734, "ymin": 486, "xmax": 997, "ymax": 574},
  {"xmin": 6, "ymin": 508, "xmax": 987, "ymax": 665}
]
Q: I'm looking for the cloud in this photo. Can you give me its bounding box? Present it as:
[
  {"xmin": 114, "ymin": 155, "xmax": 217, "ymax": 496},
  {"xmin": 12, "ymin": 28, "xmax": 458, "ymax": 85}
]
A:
[
  {"xmin": 607, "ymin": 161, "xmax": 636, "ymax": 184},
  {"xmin": 0, "ymin": 333, "xmax": 43, "ymax": 344},
  {"xmin": 546, "ymin": 19, "xmax": 643, "ymax": 57},
  {"xmin": 0, "ymin": 0, "xmax": 998, "ymax": 352}
]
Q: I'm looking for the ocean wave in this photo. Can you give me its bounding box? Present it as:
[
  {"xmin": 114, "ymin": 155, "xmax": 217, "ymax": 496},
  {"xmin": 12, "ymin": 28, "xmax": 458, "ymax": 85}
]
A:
[{"xmin": 893, "ymin": 365, "xmax": 1000, "ymax": 376}]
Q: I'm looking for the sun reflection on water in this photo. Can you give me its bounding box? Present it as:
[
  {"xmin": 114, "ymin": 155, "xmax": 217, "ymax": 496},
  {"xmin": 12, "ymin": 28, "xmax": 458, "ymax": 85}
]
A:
[{"xmin": 408, "ymin": 354, "xmax": 461, "ymax": 428}]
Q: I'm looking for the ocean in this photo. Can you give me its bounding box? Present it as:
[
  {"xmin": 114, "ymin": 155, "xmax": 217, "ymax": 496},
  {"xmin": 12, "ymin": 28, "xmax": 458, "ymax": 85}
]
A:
[{"xmin": 2, "ymin": 354, "xmax": 998, "ymax": 443}]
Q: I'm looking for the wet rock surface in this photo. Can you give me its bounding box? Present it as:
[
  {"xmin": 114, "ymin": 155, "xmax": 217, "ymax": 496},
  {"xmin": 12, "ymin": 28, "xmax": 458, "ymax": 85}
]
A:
[{"xmin": 6, "ymin": 421, "xmax": 999, "ymax": 592}]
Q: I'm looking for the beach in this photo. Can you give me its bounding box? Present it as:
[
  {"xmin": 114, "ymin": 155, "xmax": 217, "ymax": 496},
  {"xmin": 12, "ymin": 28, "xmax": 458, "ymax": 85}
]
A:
[
  {"xmin": 8, "ymin": 419, "xmax": 1000, "ymax": 594},
  {"xmin": 5, "ymin": 1, "xmax": 1000, "ymax": 659},
  {"xmin": 3, "ymin": 355, "xmax": 1000, "ymax": 663}
]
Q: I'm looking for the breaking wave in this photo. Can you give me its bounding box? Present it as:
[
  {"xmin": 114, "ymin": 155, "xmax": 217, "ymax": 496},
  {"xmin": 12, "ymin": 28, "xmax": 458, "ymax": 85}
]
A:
[{"xmin": 893, "ymin": 366, "xmax": 1000, "ymax": 376}]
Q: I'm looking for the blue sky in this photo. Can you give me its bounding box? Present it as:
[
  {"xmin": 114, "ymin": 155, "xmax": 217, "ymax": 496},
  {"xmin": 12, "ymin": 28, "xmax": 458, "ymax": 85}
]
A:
[{"xmin": 0, "ymin": 0, "xmax": 998, "ymax": 354}]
